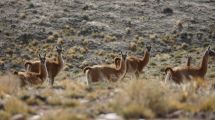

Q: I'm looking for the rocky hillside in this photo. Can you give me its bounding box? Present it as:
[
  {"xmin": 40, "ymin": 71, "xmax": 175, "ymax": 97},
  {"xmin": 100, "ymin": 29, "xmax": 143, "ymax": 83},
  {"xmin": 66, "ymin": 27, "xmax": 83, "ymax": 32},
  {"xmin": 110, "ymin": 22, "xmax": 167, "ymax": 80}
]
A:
[
  {"xmin": 0, "ymin": 0, "xmax": 215, "ymax": 76},
  {"xmin": 1, "ymin": 0, "xmax": 215, "ymax": 120}
]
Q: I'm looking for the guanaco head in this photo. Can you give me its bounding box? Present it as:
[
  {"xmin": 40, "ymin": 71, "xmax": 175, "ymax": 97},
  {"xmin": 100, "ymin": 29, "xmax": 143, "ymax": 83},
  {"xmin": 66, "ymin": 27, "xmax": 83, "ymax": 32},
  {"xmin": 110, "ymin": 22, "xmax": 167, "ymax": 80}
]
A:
[
  {"xmin": 206, "ymin": 46, "xmax": 215, "ymax": 56},
  {"xmin": 120, "ymin": 51, "xmax": 127, "ymax": 61},
  {"xmin": 56, "ymin": 45, "xmax": 63, "ymax": 54},
  {"xmin": 39, "ymin": 53, "xmax": 46, "ymax": 64},
  {"xmin": 146, "ymin": 46, "xmax": 151, "ymax": 52},
  {"xmin": 114, "ymin": 57, "xmax": 121, "ymax": 68},
  {"xmin": 165, "ymin": 67, "xmax": 174, "ymax": 74}
]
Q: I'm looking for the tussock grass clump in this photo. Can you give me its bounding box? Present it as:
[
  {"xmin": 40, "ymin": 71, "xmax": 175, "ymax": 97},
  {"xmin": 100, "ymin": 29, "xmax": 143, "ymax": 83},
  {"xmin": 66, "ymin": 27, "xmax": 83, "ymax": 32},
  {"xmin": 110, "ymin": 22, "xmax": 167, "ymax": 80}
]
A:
[
  {"xmin": 4, "ymin": 96, "xmax": 29, "ymax": 116},
  {"xmin": 129, "ymin": 42, "xmax": 137, "ymax": 51},
  {"xmin": 112, "ymin": 80, "xmax": 172, "ymax": 119},
  {"xmin": 112, "ymin": 78, "xmax": 215, "ymax": 119},
  {"xmin": 92, "ymin": 32, "xmax": 105, "ymax": 38},
  {"xmin": 59, "ymin": 80, "xmax": 87, "ymax": 99},
  {"xmin": 0, "ymin": 73, "xmax": 21, "ymax": 96},
  {"xmin": 104, "ymin": 35, "xmax": 117, "ymax": 42},
  {"xmin": 41, "ymin": 109, "xmax": 87, "ymax": 120},
  {"xmin": 0, "ymin": 111, "xmax": 10, "ymax": 120}
]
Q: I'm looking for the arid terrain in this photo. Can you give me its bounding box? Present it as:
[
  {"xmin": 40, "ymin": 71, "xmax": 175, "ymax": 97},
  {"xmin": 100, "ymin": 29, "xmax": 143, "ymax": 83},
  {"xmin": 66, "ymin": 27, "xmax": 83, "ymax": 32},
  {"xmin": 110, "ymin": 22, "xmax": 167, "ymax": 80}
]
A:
[{"xmin": 0, "ymin": 0, "xmax": 215, "ymax": 119}]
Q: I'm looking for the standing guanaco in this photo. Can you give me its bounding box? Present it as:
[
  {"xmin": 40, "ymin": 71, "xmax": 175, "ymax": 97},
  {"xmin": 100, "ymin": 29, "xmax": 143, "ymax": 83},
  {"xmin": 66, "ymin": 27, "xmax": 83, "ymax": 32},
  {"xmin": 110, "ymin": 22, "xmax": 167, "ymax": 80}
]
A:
[
  {"xmin": 165, "ymin": 47, "xmax": 215, "ymax": 84},
  {"xmin": 83, "ymin": 52, "xmax": 127, "ymax": 85},
  {"xmin": 14, "ymin": 53, "xmax": 48, "ymax": 87},
  {"xmin": 25, "ymin": 45, "xmax": 64, "ymax": 86},
  {"xmin": 114, "ymin": 46, "xmax": 151, "ymax": 79}
]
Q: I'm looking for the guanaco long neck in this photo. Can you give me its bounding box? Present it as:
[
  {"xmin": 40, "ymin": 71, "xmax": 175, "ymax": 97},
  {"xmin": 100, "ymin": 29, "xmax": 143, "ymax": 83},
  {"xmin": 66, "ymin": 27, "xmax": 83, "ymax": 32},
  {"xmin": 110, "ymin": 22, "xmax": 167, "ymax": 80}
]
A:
[
  {"xmin": 39, "ymin": 63, "xmax": 48, "ymax": 81},
  {"xmin": 140, "ymin": 50, "xmax": 150, "ymax": 68},
  {"xmin": 117, "ymin": 58, "xmax": 127, "ymax": 80},
  {"xmin": 57, "ymin": 53, "xmax": 64, "ymax": 67},
  {"xmin": 199, "ymin": 51, "xmax": 209, "ymax": 76}
]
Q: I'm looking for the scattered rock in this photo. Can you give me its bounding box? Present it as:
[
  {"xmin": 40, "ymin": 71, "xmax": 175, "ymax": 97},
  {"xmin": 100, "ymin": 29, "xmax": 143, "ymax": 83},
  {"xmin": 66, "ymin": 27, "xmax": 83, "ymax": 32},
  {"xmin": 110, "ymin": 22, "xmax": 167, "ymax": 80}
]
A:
[
  {"xmin": 29, "ymin": 115, "xmax": 41, "ymax": 120},
  {"xmin": 97, "ymin": 113, "xmax": 123, "ymax": 120},
  {"xmin": 11, "ymin": 114, "xmax": 25, "ymax": 120}
]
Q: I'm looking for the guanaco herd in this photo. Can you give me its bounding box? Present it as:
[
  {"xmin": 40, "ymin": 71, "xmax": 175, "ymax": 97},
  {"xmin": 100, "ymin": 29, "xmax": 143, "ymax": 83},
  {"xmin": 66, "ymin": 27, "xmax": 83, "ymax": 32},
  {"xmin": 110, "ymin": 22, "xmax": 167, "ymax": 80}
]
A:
[{"xmin": 12, "ymin": 44, "xmax": 215, "ymax": 87}]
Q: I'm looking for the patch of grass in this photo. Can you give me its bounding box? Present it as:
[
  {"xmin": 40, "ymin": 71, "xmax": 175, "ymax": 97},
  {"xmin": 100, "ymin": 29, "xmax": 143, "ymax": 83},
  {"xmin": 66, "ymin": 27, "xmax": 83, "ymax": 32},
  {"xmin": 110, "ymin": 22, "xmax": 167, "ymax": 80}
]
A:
[
  {"xmin": 42, "ymin": 109, "xmax": 87, "ymax": 120},
  {"xmin": 149, "ymin": 34, "xmax": 157, "ymax": 41},
  {"xmin": 112, "ymin": 80, "xmax": 173, "ymax": 118},
  {"xmin": 4, "ymin": 96, "xmax": 29, "ymax": 116},
  {"xmin": 104, "ymin": 35, "xmax": 117, "ymax": 42},
  {"xmin": 199, "ymin": 97, "xmax": 215, "ymax": 112},
  {"xmin": 112, "ymin": 77, "xmax": 215, "ymax": 119},
  {"xmin": 160, "ymin": 34, "xmax": 176, "ymax": 43},
  {"xmin": 121, "ymin": 104, "xmax": 154, "ymax": 119},
  {"xmin": 208, "ymin": 72, "xmax": 215, "ymax": 78},
  {"xmin": 0, "ymin": 111, "xmax": 11, "ymax": 120},
  {"xmin": 125, "ymin": 27, "xmax": 131, "ymax": 35},
  {"xmin": 150, "ymin": 61, "xmax": 157, "ymax": 66},
  {"xmin": 62, "ymin": 26, "xmax": 76, "ymax": 36},
  {"xmin": 20, "ymin": 13, "xmax": 27, "ymax": 19},
  {"xmin": 46, "ymin": 35, "xmax": 55, "ymax": 43},
  {"xmin": 0, "ymin": 73, "xmax": 20, "ymax": 96},
  {"xmin": 92, "ymin": 32, "xmax": 105, "ymax": 38},
  {"xmin": 129, "ymin": 42, "xmax": 137, "ymax": 51}
]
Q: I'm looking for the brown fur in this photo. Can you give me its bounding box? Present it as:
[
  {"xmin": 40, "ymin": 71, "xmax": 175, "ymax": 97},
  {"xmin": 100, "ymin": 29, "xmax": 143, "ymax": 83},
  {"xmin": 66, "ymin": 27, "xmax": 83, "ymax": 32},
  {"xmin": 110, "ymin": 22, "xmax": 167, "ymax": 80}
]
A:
[
  {"xmin": 84, "ymin": 52, "xmax": 127, "ymax": 85},
  {"xmin": 114, "ymin": 46, "xmax": 151, "ymax": 79},
  {"xmin": 14, "ymin": 54, "xmax": 48, "ymax": 87},
  {"xmin": 165, "ymin": 47, "xmax": 215, "ymax": 84},
  {"xmin": 25, "ymin": 46, "xmax": 64, "ymax": 85}
]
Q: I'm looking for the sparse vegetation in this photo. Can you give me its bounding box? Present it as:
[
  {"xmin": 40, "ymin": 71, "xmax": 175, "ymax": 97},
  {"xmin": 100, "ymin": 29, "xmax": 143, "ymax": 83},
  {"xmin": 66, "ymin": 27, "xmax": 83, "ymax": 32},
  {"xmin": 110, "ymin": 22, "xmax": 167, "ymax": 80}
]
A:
[{"xmin": 1, "ymin": 0, "xmax": 215, "ymax": 119}]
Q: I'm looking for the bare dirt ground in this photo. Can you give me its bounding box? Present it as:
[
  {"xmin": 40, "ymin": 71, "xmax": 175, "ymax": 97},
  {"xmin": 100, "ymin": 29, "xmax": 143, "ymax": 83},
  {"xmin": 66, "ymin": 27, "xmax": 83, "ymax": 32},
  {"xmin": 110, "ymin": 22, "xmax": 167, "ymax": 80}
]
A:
[{"xmin": 0, "ymin": 0, "xmax": 215, "ymax": 119}]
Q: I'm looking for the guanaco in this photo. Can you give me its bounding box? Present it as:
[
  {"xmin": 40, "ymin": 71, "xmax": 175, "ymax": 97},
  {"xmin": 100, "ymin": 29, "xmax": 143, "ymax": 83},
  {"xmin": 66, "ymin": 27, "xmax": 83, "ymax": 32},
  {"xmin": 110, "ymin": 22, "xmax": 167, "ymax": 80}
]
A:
[
  {"xmin": 14, "ymin": 53, "xmax": 48, "ymax": 87},
  {"xmin": 114, "ymin": 46, "xmax": 151, "ymax": 79},
  {"xmin": 83, "ymin": 52, "xmax": 127, "ymax": 85},
  {"xmin": 165, "ymin": 47, "xmax": 215, "ymax": 84},
  {"xmin": 25, "ymin": 45, "xmax": 64, "ymax": 86}
]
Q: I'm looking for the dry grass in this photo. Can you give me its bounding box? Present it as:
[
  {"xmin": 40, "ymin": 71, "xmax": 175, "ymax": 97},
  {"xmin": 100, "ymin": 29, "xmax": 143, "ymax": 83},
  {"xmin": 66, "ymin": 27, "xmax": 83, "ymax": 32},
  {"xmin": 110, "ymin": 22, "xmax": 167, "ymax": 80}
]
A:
[
  {"xmin": 0, "ymin": 74, "xmax": 215, "ymax": 119},
  {"xmin": 41, "ymin": 109, "xmax": 87, "ymax": 120},
  {"xmin": 4, "ymin": 96, "xmax": 30, "ymax": 116},
  {"xmin": 0, "ymin": 73, "xmax": 21, "ymax": 96},
  {"xmin": 111, "ymin": 78, "xmax": 215, "ymax": 119}
]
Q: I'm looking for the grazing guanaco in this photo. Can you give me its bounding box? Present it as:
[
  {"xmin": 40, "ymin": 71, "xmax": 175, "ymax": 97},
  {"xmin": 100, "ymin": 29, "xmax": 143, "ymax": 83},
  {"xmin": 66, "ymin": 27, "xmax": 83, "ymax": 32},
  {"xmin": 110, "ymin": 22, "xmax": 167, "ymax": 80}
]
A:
[
  {"xmin": 14, "ymin": 53, "xmax": 48, "ymax": 87},
  {"xmin": 25, "ymin": 45, "xmax": 64, "ymax": 86},
  {"xmin": 165, "ymin": 47, "xmax": 215, "ymax": 84},
  {"xmin": 83, "ymin": 52, "xmax": 127, "ymax": 85},
  {"xmin": 114, "ymin": 46, "xmax": 151, "ymax": 79}
]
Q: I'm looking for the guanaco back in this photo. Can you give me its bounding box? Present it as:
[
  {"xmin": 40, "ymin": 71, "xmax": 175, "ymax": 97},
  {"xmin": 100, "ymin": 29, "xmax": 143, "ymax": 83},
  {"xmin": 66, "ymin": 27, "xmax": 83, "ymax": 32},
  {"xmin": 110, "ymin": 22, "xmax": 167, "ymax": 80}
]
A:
[{"xmin": 84, "ymin": 52, "xmax": 127, "ymax": 85}]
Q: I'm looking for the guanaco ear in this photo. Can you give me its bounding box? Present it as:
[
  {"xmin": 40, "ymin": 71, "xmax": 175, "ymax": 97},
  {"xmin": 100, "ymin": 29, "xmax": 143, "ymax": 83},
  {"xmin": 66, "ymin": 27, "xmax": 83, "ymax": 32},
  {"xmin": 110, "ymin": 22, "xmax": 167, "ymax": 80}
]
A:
[
  {"xmin": 38, "ymin": 53, "xmax": 41, "ymax": 58},
  {"xmin": 208, "ymin": 46, "xmax": 211, "ymax": 50}
]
